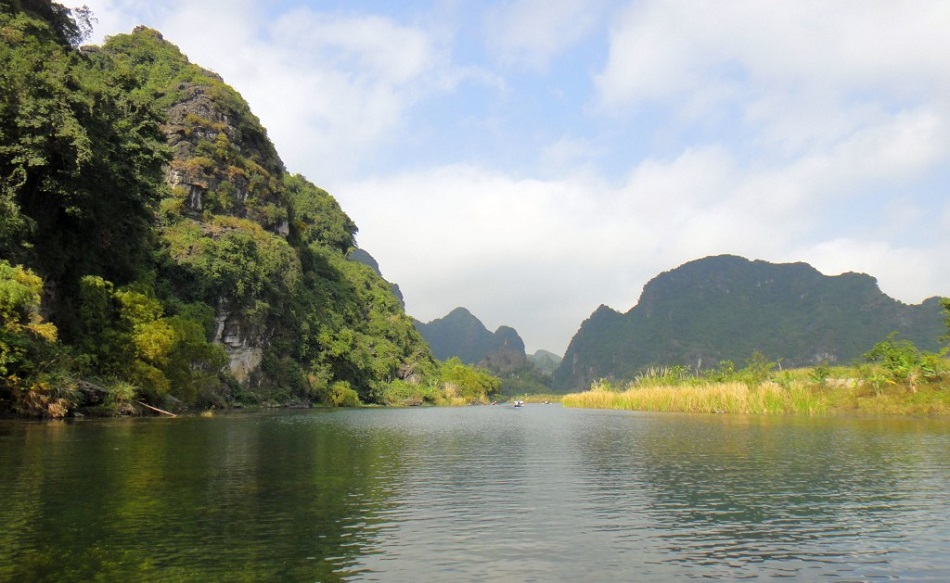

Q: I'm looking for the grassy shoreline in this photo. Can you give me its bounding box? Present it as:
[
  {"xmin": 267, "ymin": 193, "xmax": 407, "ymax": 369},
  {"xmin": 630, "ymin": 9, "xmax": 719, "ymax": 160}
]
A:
[{"xmin": 562, "ymin": 379, "xmax": 950, "ymax": 416}]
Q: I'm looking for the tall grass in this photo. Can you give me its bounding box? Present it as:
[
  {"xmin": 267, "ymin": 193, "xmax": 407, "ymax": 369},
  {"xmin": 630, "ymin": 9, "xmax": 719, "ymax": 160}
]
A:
[
  {"xmin": 562, "ymin": 381, "xmax": 830, "ymax": 415},
  {"xmin": 563, "ymin": 376, "xmax": 950, "ymax": 416},
  {"xmin": 562, "ymin": 345, "xmax": 950, "ymax": 416}
]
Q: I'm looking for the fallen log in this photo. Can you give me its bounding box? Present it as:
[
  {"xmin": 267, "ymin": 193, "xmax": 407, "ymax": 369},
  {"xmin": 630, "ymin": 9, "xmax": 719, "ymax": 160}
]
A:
[{"xmin": 134, "ymin": 400, "xmax": 177, "ymax": 417}]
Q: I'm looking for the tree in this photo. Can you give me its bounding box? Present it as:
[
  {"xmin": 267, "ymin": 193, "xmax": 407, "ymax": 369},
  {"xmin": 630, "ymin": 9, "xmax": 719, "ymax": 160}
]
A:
[
  {"xmin": 437, "ymin": 357, "xmax": 502, "ymax": 402},
  {"xmin": 5, "ymin": 1, "xmax": 94, "ymax": 47},
  {"xmin": 1, "ymin": 5, "xmax": 169, "ymax": 341},
  {"xmin": 0, "ymin": 261, "xmax": 57, "ymax": 378}
]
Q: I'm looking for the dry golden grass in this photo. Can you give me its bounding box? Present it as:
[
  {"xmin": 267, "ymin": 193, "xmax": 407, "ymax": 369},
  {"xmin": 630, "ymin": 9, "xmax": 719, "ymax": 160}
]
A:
[
  {"xmin": 438, "ymin": 396, "xmax": 472, "ymax": 407},
  {"xmin": 563, "ymin": 377, "xmax": 950, "ymax": 416},
  {"xmin": 562, "ymin": 381, "xmax": 830, "ymax": 415}
]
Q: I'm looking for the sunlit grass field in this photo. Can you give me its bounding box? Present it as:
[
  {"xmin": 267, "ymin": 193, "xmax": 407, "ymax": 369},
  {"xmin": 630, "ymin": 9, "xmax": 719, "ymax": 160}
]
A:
[{"xmin": 562, "ymin": 376, "xmax": 950, "ymax": 416}]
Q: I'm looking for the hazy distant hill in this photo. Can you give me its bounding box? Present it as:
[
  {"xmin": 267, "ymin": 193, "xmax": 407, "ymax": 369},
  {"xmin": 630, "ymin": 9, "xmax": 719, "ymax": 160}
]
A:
[
  {"xmin": 414, "ymin": 307, "xmax": 526, "ymax": 371},
  {"xmin": 553, "ymin": 255, "xmax": 945, "ymax": 391},
  {"xmin": 528, "ymin": 350, "xmax": 562, "ymax": 376}
]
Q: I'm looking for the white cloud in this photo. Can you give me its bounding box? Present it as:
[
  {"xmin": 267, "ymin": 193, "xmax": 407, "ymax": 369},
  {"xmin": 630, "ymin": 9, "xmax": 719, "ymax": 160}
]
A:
[
  {"xmin": 592, "ymin": 1, "xmax": 950, "ymax": 192},
  {"xmin": 338, "ymin": 165, "xmax": 620, "ymax": 350},
  {"xmin": 596, "ymin": 0, "xmax": 950, "ymax": 110},
  {"xmin": 333, "ymin": 149, "xmax": 787, "ymax": 352},
  {"xmin": 269, "ymin": 10, "xmax": 437, "ymax": 85},
  {"xmin": 193, "ymin": 7, "xmax": 454, "ymax": 186},
  {"xmin": 793, "ymin": 239, "xmax": 950, "ymax": 304},
  {"xmin": 62, "ymin": 0, "xmax": 148, "ymax": 44},
  {"xmin": 538, "ymin": 136, "xmax": 606, "ymax": 176},
  {"xmin": 65, "ymin": 0, "xmax": 463, "ymax": 187},
  {"xmin": 341, "ymin": 129, "xmax": 949, "ymax": 352},
  {"xmin": 485, "ymin": 0, "xmax": 607, "ymax": 69},
  {"xmin": 730, "ymin": 108, "xmax": 948, "ymax": 221}
]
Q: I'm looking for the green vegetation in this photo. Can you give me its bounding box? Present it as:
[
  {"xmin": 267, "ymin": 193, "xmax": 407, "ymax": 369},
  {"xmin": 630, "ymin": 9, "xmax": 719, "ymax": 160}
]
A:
[
  {"xmin": 527, "ymin": 349, "xmax": 561, "ymax": 376},
  {"xmin": 496, "ymin": 363, "xmax": 553, "ymax": 396},
  {"xmin": 0, "ymin": 3, "xmax": 500, "ymax": 417},
  {"xmin": 430, "ymin": 357, "xmax": 502, "ymax": 405},
  {"xmin": 564, "ymin": 312, "xmax": 950, "ymax": 416}
]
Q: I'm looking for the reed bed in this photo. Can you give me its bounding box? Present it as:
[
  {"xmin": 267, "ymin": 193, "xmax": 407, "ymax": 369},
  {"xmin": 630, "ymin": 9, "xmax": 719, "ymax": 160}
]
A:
[{"xmin": 562, "ymin": 381, "xmax": 830, "ymax": 415}]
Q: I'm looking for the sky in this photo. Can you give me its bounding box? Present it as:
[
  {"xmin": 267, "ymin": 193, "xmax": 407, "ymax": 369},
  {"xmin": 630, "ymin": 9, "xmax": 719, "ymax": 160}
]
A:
[{"xmin": 62, "ymin": 0, "xmax": 950, "ymax": 355}]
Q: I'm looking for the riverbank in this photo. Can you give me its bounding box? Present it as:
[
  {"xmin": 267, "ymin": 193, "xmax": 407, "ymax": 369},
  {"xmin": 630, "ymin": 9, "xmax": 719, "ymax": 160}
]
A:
[{"xmin": 562, "ymin": 379, "xmax": 950, "ymax": 416}]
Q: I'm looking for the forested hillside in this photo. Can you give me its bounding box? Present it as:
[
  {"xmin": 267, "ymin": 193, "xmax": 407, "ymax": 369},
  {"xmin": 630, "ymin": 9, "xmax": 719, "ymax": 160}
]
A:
[
  {"xmin": 554, "ymin": 255, "xmax": 946, "ymax": 391},
  {"xmin": 1, "ymin": 2, "xmax": 498, "ymax": 416}
]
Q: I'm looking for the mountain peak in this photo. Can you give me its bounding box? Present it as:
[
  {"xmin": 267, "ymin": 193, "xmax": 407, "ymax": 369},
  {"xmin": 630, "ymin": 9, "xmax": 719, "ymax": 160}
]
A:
[
  {"xmin": 444, "ymin": 306, "xmax": 479, "ymax": 321},
  {"xmin": 415, "ymin": 308, "xmax": 527, "ymax": 371}
]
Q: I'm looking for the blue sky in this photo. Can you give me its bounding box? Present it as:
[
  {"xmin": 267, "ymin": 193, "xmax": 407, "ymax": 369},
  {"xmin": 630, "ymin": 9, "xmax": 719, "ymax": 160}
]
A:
[{"xmin": 63, "ymin": 0, "xmax": 950, "ymax": 355}]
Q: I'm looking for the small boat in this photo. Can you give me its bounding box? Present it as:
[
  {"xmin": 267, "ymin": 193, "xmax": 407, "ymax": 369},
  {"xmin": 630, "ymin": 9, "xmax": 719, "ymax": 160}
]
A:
[{"xmin": 513, "ymin": 400, "xmax": 525, "ymax": 408}]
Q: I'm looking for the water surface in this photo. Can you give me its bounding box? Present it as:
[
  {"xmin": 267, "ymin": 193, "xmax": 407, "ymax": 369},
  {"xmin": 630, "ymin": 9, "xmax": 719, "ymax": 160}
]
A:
[{"xmin": 1, "ymin": 406, "xmax": 948, "ymax": 581}]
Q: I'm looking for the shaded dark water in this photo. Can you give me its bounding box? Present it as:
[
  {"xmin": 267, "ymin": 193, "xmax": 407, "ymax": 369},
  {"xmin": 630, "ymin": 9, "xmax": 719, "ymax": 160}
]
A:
[{"xmin": 1, "ymin": 406, "xmax": 948, "ymax": 581}]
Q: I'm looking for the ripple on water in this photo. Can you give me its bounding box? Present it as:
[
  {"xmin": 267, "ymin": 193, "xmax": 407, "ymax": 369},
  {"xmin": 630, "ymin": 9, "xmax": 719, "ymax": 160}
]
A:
[{"xmin": 1, "ymin": 408, "xmax": 949, "ymax": 581}]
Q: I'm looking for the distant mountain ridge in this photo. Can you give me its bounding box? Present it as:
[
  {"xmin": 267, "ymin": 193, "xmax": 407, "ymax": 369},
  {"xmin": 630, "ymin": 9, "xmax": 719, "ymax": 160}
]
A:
[
  {"xmin": 553, "ymin": 255, "xmax": 945, "ymax": 391},
  {"xmin": 414, "ymin": 307, "xmax": 527, "ymax": 372}
]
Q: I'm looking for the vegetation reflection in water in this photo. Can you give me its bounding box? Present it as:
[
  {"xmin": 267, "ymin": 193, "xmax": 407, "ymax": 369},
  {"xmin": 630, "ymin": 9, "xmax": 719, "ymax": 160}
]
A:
[
  {"xmin": 0, "ymin": 411, "xmax": 412, "ymax": 582},
  {"xmin": 2, "ymin": 407, "xmax": 949, "ymax": 581}
]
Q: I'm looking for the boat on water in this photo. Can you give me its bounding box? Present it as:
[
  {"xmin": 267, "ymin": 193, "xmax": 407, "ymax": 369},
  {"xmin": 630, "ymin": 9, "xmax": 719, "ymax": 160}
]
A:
[{"xmin": 513, "ymin": 400, "xmax": 525, "ymax": 408}]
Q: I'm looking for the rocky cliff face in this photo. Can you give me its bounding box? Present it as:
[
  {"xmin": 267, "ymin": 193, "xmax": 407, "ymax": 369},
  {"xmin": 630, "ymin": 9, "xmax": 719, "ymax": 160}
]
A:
[
  {"xmin": 156, "ymin": 62, "xmax": 287, "ymax": 380},
  {"xmin": 553, "ymin": 255, "xmax": 946, "ymax": 391},
  {"xmin": 163, "ymin": 78, "xmax": 288, "ymax": 233},
  {"xmin": 478, "ymin": 326, "xmax": 527, "ymax": 373},
  {"xmin": 164, "ymin": 108, "xmax": 271, "ymax": 376},
  {"xmin": 527, "ymin": 350, "xmax": 562, "ymax": 376},
  {"xmin": 212, "ymin": 299, "xmax": 262, "ymax": 383}
]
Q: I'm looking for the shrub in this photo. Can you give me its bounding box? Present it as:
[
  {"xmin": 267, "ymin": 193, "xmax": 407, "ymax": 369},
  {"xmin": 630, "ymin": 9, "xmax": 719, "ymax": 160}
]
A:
[
  {"xmin": 329, "ymin": 381, "xmax": 361, "ymax": 407},
  {"xmin": 863, "ymin": 333, "xmax": 927, "ymax": 391}
]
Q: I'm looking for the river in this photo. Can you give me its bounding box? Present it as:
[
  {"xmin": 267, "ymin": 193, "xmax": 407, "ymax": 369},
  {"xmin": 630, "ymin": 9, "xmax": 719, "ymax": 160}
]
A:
[{"xmin": 1, "ymin": 405, "xmax": 948, "ymax": 581}]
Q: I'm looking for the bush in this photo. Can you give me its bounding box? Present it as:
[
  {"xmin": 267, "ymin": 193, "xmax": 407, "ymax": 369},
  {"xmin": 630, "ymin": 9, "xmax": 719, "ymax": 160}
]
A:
[
  {"xmin": 863, "ymin": 333, "xmax": 928, "ymax": 391},
  {"xmin": 329, "ymin": 381, "xmax": 361, "ymax": 407},
  {"xmin": 739, "ymin": 351, "xmax": 776, "ymax": 389}
]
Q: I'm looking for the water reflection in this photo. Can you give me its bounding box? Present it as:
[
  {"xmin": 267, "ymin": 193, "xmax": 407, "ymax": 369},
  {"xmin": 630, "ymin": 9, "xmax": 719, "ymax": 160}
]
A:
[
  {"xmin": 1, "ymin": 408, "xmax": 949, "ymax": 581},
  {"xmin": 0, "ymin": 412, "xmax": 413, "ymax": 581},
  {"xmin": 572, "ymin": 412, "xmax": 950, "ymax": 579}
]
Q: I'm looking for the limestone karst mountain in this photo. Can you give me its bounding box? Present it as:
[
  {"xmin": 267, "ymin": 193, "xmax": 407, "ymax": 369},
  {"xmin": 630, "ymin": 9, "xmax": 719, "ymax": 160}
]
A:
[
  {"xmin": 414, "ymin": 307, "xmax": 527, "ymax": 372},
  {"xmin": 553, "ymin": 255, "xmax": 945, "ymax": 391}
]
